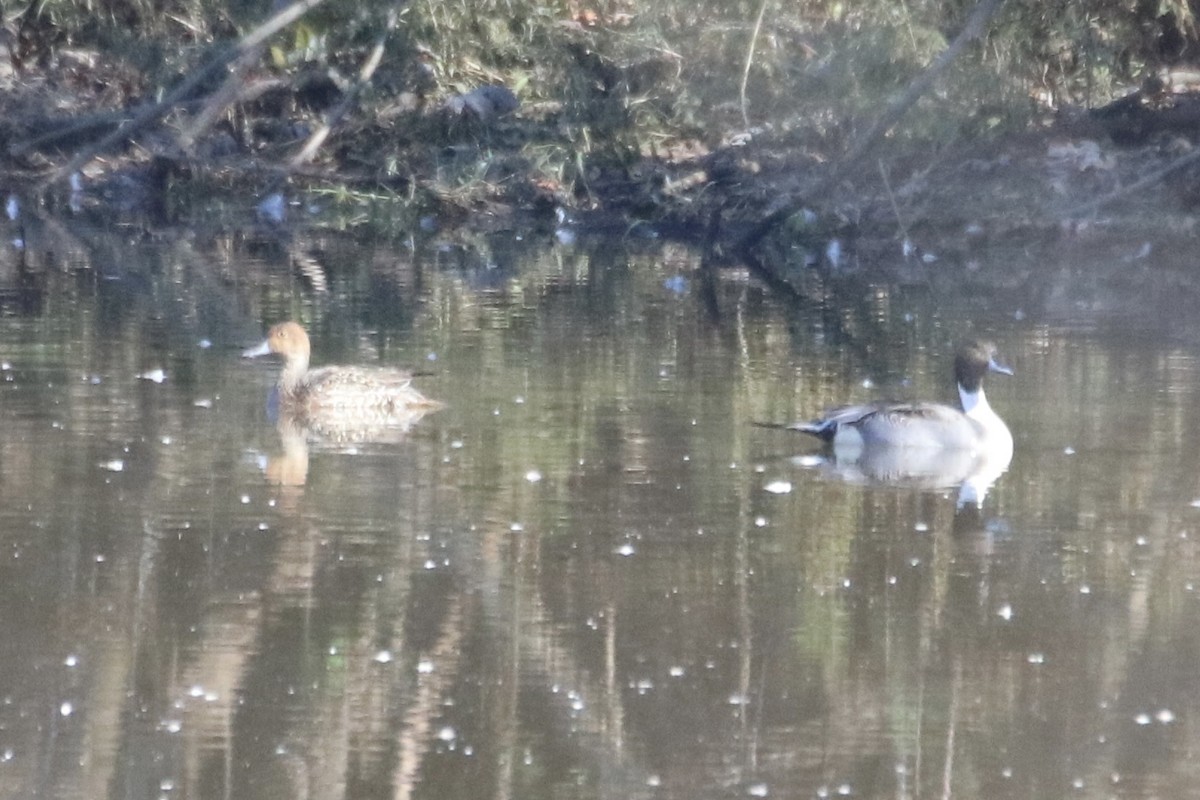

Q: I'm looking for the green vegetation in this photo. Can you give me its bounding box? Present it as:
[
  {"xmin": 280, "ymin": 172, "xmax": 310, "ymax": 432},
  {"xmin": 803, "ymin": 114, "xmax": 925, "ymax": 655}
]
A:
[{"xmin": 1, "ymin": 0, "xmax": 1195, "ymax": 220}]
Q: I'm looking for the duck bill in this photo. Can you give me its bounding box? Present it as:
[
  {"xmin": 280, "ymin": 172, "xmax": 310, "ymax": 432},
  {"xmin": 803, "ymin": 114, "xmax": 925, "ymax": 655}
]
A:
[
  {"xmin": 243, "ymin": 340, "xmax": 272, "ymax": 358},
  {"xmin": 988, "ymin": 357, "xmax": 1014, "ymax": 376}
]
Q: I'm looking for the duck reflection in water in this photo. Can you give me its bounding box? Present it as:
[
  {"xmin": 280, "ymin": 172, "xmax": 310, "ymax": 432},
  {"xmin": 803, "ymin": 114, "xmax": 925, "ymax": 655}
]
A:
[
  {"xmin": 243, "ymin": 321, "xmax": 443, "ymax": 485},
  {"xmin": 778, "ymin": 340, "xmax": 1014, "ymax": 507}
]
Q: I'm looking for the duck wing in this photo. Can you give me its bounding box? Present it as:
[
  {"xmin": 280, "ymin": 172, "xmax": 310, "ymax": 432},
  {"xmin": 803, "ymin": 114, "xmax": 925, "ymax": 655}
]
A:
[
  {"xmin": 796, "ymin": 401, "xmax": 983, "ymax": 449},
  {"xmin": 300, "ymin": 366, "xmax": 434, "ymax": 412}
]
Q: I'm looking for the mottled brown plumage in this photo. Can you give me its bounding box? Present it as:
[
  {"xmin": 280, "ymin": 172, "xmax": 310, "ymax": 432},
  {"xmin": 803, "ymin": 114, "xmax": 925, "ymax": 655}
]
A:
[{"xmin": 243, "ymin": 322, "xmax": 443, "ymax": 422}]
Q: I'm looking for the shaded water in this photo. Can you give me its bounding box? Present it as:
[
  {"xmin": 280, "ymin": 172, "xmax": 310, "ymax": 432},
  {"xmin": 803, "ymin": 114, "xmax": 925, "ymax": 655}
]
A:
[{"xmin": 2, "ymin": 211, "xmax": 1200, "ymax": 799}]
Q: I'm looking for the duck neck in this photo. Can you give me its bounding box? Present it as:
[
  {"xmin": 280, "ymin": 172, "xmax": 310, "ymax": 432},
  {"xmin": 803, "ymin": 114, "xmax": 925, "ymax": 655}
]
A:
[
  {"xmin": 959, "ymin": 383, "xmax": 988, "ymax": 416},
  {"xmin": 279, "ymin": 355, "xmax": 310, "ymax": 395}
]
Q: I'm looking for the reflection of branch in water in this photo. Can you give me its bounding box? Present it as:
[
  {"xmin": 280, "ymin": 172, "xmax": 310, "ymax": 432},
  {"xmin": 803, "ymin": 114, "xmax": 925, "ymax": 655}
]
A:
[{"xmin": 388, "ymin": 597, "xmax": 467, "ymax": 799}]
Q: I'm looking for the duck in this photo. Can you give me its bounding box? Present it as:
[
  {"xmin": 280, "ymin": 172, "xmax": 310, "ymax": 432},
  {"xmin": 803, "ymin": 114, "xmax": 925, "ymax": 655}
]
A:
[
  {"xmin": 784, "ymin": 340, "xmax": 1014, "ymax": 504},
  {"xmin": 242, "ymin": 321, "xmax": 443, "ymax": 421}
]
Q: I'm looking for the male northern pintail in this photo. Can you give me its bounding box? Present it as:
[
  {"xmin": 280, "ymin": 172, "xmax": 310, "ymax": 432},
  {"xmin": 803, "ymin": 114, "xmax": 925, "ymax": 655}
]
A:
[
  {"xmin": 243, "ymin": 321, "xmax": 443, "ymax": 419},
  {"xmin": 787, "ymin": 341, "xmax": 1014, "ymax": 504}
]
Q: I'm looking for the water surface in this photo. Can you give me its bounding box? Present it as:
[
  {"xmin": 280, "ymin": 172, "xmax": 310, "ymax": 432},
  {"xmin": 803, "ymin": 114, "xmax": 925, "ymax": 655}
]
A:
[{"xmin": 0, "ymin": 213, "xmax": 1198, "ymax": 799}]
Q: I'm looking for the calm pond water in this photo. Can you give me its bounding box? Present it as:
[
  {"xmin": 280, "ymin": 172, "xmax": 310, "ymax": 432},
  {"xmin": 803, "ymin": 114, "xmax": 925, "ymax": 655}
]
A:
[{"xmin": 2, "ymin": 209, "xmax": 1200, "ymax": 800}]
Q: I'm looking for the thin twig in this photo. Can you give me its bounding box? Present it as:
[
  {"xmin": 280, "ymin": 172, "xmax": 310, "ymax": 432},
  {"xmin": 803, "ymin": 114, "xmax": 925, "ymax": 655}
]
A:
[
  {"xmin": 736, "ymin": 0, "xmax": 1006, "ymax": 257},
  {"xmin": 291, "ymin": 6, "xmax": 401, "ymax": 166},
  {"xmin": 877, "ymin": 159, "xmax": 909, "ymax": 241},
  {"xmin": 41, "ymin": 0, "xmax": 330, "ymax": 186},
  {"xmin": 1062, "ymin": 145, "xmax": 1200, "ymax": 217},
  {"xmin": 739, "ymin": 0, "xmax": 769, "ymax": 129}
]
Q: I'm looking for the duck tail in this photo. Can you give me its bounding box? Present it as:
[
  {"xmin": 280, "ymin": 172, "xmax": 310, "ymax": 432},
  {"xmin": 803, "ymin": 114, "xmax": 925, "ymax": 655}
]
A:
[{"xmin": 752, "ymin": 419, "xmax": 831, "ymax": 440}]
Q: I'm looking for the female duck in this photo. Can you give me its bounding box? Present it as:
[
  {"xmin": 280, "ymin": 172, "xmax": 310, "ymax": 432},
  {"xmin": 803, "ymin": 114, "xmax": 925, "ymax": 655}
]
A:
[
  {"xmin": 794, "ymin": 340, "xmax": 1013, "ymax": 456},
  {"xmin": 243, "ymin": 321, "xmax": 442, "ymax": 417}
]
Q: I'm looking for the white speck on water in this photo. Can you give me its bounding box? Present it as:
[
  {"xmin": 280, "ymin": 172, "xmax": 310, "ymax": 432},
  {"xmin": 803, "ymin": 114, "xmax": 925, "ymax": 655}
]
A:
[
  {"xmin": 188, "ymin": 685, "xmax": 205, "ymax": 697},
  {"xmin": 257, "ymin": 193, "xmax": 286, "ymax": 223},
  {"xmin": 1156, "ymin": 708, "xmax": 1175, "ymax": 723},
  {"xmin": 451, "ymin": 440, "xmax": 464, "ymax": 449},
  {"xmin": 793, "ymin": 454, "xmax": 824, "ymax": 467},
  {"xmin": 1135, "ymin": 536, "xmax": 1148, "ymax": 546},
  {"xmin": 60, "ymin": 702, "xmax": 72, "ymax": 716},
  {"xmin": 193, "ymin": 398, "xmax": 213, "ymax": 408},
  {"xmin": 647, "ymin": 775, "xmax": 661, "ymax": 787},
  {"xmin": 198, "ymin": 338, "xmax": 212, "ymax": 349},
  {"xmin": 753, "ymin": 464, "xmax": 765, "ymax": 473},
  {"xmin": 513, "ymin": 395, "xmax": 525, "ymax": 404},
  {"xmin": 909, "ymin": 557, "xmax": 921, "ymax": 567},
  {"xmin": 426, "ymin": 352, "xmax": 437, "ymax": 362},
  {"xmin": 5, "ymin": 196, "xmax": 17, "ymax": 221},
  {"xmin": 240, "ymin": 495, "xmax": 250, "ymax": 504},
  {"xmin": 748, "ymin": 782, "xmax": 769, "ymax": 797},
  {"xmin": 1001, "ymin": 767, "xmax": 1013, "ymax": 779},
  {"xmin": 1027, "ymin": 652, "xmax": 1045, "ymax": 664},
  {"xmin": 328, "ymin": 646, "xmax": 338, "ymax": 655},
  {"xmin": 998, "ymin": 603, "xmax": 1014, "ymax": 621},
  {"xmin": 914, "ymin": 522, "xmax": 929, "ymax": 532},
  {"xmin": 64, "ymin": 655, "xmax": 78, "ymax": 667},
  {"xmin": 837, "ymin": 785, "xmax": 852, "ymax": 796},
  {"xmin": 164, "ymin": 719, "xmax": 182, "ymax": 733},
  {"xmin": 825, "ymin": 238, "xmax": 841, "ymax": 267},
  {"xmin": 373, "ymin": 651, "xmax": 393, "ymax": 664},
  {"xmin": 99, "ymin": 460, "xmax": 124, "ymax": 472},
  {"xmin": 728, "ymin": 693, "xmax": 749, "ymax": 706},
  {"xmin": 615, "ymin": 543, "xmax": 636, "ymax": 557},
  {"xmin": 635, "ymin": 679, "xmax": 653, "ymax": 694},
  {"xmin": 764, "ymin": 480, "xmax": 792, "ymax": 494},
  {"xmin": 510, "ymin": 522, "xmax": 524, "ymax": 532},
  {"xmin": 139, "ymin": 368, "xmax": 167, "ymax": 383},
  {"xmin": 1135, "ymin": 713, "xmax": 1152, "ymax": 725},
  {"xmin": 525, "ymin": 470, "xmax": 542, "ymax": 483},
  {"xmin": 921, "ymin": 251, "xmax": 938, "ymax": 263},
  {"xmin": 257, "ymin": 522, "xmax": 268, "ymax": 531},
  {"xmin": 861, "ymin": 377, "xmax": 874, "ymax": 389},
  {"xmin": 1063, "ymin": 446, "xmax": 1076, "ymax": 455},
  {"xmin": 161, "ymin": 436, "xmax": 172, "ymax": 445},
  {"xmin": 417, "ymin": 659, "xmax": 435, "ymax": 674},
  {"xmin": 887, "ymin": 575, "xmax": 897, "ymax": 585},
  {"xmin": 424, "ymin": 559, "xmax": 437, "ymax": 570},
  {"xmin": 437, "ymin": 726, "xmax": 456, "ymax": 742},
  {"xmin": 754, "ymin": 516, "xmax": 767, "ymax": 527},
  {"xmin": 1072, "ymin": 778, "xmax": 1084, "ymax": 789},
  {"xmin": 842, "ymin": 578, "xmax": 851, "ymax": 589},
  {"xmin": 1080, "ymin": 585, "xmax": 1091, "ymax": 594}
]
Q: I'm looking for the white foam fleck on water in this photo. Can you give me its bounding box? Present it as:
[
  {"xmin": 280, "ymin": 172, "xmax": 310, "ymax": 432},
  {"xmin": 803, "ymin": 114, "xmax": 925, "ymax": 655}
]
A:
[{"xmin": 764, "ymin": 480, "xmax": 792, "ymax": 494}]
